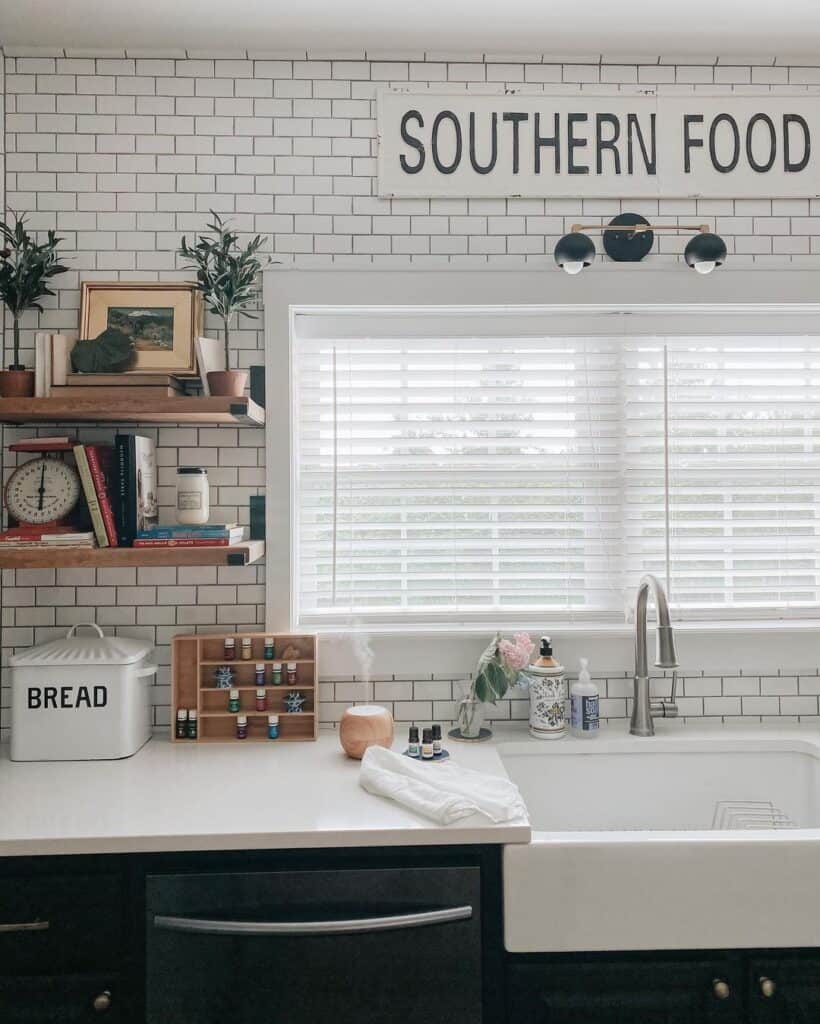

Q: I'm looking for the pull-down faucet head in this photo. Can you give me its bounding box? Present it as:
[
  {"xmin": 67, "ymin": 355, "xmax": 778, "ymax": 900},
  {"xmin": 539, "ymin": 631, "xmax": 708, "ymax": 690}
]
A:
[{"xmin": 631, "ymin": 574, "xmax": 679, "ymax": 737}]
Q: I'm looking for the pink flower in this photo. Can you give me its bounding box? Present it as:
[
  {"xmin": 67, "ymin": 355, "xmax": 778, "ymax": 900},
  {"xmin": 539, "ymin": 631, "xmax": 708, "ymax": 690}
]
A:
[{"xmin": 498, "ymin": 632, "xmax": 535, "ymax": 672}]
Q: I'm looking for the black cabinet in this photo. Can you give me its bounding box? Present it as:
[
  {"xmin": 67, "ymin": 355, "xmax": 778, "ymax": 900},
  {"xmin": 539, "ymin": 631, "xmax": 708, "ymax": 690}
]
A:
[
  {"xmin": 747, "ymin": 953, "xmax": 820, "ymax": 1024},
  {"xmin": 0, "ymin": 874, "xmax": 123, "ymax": 975},
  {"xmin": 0, "ymin": 862, "xmax": 127, "ymax": 1024},
  {"xmin": 508, "ymin": 956, "xmax": 743, "ymax": 1024},
  {"xmin": 0, "ymin": 975, "xmax": 120, "ymax": 1023},
  {"xmin": 146, "ymin": 863, "xmax": 484, "ymax": 1024}
]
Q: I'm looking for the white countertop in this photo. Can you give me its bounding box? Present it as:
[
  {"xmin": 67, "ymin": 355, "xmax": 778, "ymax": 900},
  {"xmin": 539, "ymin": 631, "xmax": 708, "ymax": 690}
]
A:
[{"xmin": 0, "ymin": 730, "xmax": 531, "ymax": 857}]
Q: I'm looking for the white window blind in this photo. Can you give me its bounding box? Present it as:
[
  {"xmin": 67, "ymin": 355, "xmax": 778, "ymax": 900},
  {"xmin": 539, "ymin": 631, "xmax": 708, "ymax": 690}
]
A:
[{"xmin": 290, "ymin": 306, "xmax": 820, "ymax": 629}]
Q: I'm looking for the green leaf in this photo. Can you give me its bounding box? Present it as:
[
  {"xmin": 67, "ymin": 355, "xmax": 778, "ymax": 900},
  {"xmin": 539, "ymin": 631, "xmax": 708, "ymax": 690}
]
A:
[{"xmin": 472, "ymin": 658, "xmax": 509, "ymax": 704}]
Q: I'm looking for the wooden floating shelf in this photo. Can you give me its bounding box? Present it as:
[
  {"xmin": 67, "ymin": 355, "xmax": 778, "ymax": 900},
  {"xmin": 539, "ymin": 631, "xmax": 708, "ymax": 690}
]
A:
[
  {"xmin": 0, "ymin": 540, "xmax": 264, "ymax": 569},
  {"xmin": 0, "ymin": 395, "xmax": 265, "ymax": 426}
]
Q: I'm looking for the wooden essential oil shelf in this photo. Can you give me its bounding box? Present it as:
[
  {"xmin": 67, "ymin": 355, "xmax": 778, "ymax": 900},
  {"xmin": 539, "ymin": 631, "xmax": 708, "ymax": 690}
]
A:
[{"xmin": 172, "ymin": 632, "xmax": 318, "ymax": 744}]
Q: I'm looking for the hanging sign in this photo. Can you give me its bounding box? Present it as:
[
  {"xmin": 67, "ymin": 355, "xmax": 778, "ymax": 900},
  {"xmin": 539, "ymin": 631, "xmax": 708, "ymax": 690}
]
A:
[{"xmin": 377, "ymin": 90, "xmax": 819, "ymax": 199}]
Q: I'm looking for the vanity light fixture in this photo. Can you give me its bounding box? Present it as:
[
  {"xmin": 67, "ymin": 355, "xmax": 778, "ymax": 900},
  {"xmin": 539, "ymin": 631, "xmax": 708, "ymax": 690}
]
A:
[{"xmin": 553, "ymin": 212, "xmax": 727, "ymax": 275}]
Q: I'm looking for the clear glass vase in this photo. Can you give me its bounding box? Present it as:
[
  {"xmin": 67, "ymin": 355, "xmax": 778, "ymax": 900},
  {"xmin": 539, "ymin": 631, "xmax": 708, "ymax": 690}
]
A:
[{"xmin": 457, "ymin": 697, "xmax": 486, "ymax": 739}]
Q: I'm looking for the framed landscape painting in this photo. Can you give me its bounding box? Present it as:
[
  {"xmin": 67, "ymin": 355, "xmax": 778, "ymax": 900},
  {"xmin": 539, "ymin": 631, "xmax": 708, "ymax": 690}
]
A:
[{"xmin": 79, "ymin": 282, "xmax": 203, "ymax": 375}]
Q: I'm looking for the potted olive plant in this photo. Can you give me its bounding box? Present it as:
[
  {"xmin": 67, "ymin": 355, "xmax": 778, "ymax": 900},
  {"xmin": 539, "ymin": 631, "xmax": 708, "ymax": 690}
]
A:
[
  {"xmin": 0, "ymin": 214, "xmax": 68, "ymax": 397},
  {"xmin": 179, "ymin": 211, "xmax": 272, "ymax": 397}
]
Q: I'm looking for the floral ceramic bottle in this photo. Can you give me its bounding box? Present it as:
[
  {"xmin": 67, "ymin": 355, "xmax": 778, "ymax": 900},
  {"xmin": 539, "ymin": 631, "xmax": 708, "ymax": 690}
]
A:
[{"xmin": 520, "ymin": 636, "xmax": 566, "ymax": 740}]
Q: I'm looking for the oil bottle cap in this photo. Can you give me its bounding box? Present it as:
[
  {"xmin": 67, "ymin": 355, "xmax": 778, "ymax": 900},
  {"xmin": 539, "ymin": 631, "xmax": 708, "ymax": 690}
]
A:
[
  {"xmin": 422, "ymin": 728, "xmax": 433, "ymax": 742},
  {"xmin": 540, "ymin": 636, "xmax": 553, "ymax": 656},
  {"xmin": 409, "ymin": 726, "xmax": 419, "ymax": 741},
  {"xmin": 431, "ymin": 724, "xmax": 442, "ymax": 739}
]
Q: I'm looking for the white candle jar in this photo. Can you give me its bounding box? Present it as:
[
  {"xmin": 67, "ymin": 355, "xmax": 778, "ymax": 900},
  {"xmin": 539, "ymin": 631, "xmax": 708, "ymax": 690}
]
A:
[{"xmin": 176, "ymin": 467, "xmax": 210, "ymax": 525}]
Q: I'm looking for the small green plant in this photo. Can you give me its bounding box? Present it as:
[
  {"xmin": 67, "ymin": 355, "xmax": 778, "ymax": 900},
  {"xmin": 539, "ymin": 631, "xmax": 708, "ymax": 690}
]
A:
[
  {"xmin": 179, "ymin": 211, "xmax": 272, "ymax": 370},
  {"xmin": 0, "ymin": 213, "xmax": 69, "ymax": 369}
]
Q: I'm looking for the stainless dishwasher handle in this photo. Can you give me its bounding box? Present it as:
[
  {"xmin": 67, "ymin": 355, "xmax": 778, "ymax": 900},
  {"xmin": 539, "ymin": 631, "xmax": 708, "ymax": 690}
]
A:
[
  {"xmin": 153, "ymin": 905, "xmax": 472, "ymax": 936},
  {"xmin": 0, "ymin": 920, "xmax": 49, "ymax": 933}
]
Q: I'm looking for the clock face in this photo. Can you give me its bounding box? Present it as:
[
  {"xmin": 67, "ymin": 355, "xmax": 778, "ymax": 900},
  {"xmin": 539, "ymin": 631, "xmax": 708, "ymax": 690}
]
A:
[{"xmin": 5, "ymin": 457, "xmax": 82, "ymax": 526}]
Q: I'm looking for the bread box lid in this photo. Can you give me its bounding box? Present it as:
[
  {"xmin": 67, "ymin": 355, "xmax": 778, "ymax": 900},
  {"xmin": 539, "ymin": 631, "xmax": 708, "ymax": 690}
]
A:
[{"xmin": 10, "ymin": 623, "xmax": 151, "ymax": 668}]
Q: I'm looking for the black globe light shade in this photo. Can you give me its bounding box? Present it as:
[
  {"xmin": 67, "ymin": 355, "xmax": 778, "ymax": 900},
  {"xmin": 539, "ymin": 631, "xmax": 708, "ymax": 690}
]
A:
[
  {"xmin": 684, "ymin": 232, "xmax": 727, "ymax": 275},
  {"xmin": 554, "ymin": 232, "xmax": 596, "ymax": 275}
]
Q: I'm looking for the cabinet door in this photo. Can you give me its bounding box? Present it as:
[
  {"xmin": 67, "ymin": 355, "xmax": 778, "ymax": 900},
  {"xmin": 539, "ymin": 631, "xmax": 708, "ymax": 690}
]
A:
[
  {"xmin": 0, "ymin": 974, "xmax": 120, "ymax": 1023},
  {"xmin": 748, "ymin": 954, "xmax": 820, "ymax": 1024},
  {"xmin": 0, "ymin": 874, "xmax": 123, "ymax": 975},
  {"xmin": 508, "ymin": 959, "xmax": 743, "ymax": 1024},
  {"xmin": 146, "ymin": 866, "xmax": 482, "ymax": 1024}
]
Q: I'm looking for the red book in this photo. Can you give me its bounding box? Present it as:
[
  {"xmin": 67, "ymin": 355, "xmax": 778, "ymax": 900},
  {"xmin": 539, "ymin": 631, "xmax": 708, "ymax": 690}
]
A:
[
  {"xmin": 85, "ymin": 445, "xmax": 119, "ymax": 547},
  {"xmin": 132, "ymin": 538, "xmax": 231, "ymax": 548}
]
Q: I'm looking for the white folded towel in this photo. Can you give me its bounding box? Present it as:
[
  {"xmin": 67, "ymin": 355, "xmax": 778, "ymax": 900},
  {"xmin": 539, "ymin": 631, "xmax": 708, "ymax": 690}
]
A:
[{"xmin": 359, "ymin": 745, "xmax": 527, "ymax": 826}]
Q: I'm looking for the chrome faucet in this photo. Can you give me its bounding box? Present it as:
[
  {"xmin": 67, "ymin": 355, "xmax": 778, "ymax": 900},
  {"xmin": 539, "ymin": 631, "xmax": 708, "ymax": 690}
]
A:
[{"xmin": 630, "ymin": 574, "xmax": 679, "ymax": 737}]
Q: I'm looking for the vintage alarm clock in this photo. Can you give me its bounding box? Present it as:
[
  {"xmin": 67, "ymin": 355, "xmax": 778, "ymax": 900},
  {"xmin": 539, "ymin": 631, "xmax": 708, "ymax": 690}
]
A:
[{"xmin": 4, "ymin": 439, "xmax": 82, "ymax": 527}]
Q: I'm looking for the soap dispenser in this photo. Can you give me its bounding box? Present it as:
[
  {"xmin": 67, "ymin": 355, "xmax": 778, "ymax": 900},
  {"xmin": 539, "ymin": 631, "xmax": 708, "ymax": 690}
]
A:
[
  {"xmin": 570, "ymin": 658, "xmax": 600, "ymax": 738},
  {"xmin": 521, "ymin": 636, "xmax": 566, "ymax": 740}
]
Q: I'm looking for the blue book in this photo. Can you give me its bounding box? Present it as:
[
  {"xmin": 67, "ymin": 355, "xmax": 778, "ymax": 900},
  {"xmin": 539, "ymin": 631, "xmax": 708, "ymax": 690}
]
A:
[{"xmin": 136, "ymin": 525, "xmax": 242, "ymax": 539}]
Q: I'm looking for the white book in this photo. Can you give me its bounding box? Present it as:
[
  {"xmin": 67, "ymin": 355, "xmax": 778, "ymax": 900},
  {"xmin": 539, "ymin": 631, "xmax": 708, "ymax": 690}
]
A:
[
  {"xmin": 195, "ymin": 336, "xmax": 225, "ymax": 396},
  {"xmin": 50, "ymin": 333, "xmax": 76, "ymax": 388},
  {"xmin": 34, "ymin": 333, "xmax": 52, "ymax": 397}
]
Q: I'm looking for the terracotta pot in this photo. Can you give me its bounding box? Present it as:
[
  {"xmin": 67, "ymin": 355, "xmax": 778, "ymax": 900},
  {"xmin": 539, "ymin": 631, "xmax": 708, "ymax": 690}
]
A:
[
  {"xmin": 207, "ymin": 370, "xmax": 248, "ymax": 397},
  {"xmin": 339, "ymin": 705, "xmax": 395, "ymax": 760},
  {"xmin": 0, "ymin": 369, "xmax": 35, "ymax": 398}
]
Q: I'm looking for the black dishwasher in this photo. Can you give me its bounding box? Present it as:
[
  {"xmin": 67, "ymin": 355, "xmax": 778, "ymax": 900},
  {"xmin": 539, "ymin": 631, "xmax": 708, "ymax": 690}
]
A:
[{"xmin": 146, "ymin": 864, "xmax": 483, "ymax": 1024}]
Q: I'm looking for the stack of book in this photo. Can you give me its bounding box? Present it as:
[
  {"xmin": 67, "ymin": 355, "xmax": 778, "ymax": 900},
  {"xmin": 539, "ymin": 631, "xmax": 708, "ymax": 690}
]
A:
[
  {"xmin": 133, "ymin": 524, "xmax": 249, "ymax": 548},
  {"xmin": 55, "ymin": 373, "xmax": 193, "ymax": 400},
  {"xmin": 71, "ymin": 434, "xmax": 157, "ymax": 548},
  {"xmin": 0, "ymin": 527, "xmax": 95, "ymax": 549},
  {"xmin": 34, "ymin": 332, "xmax": 76, "ymax": 396}
]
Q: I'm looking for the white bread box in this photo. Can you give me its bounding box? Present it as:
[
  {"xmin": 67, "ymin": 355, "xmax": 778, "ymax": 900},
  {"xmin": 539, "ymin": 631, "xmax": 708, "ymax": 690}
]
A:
[{"xmin": 10, "ymin": 622, "xmax": 156, "ymax": 761}]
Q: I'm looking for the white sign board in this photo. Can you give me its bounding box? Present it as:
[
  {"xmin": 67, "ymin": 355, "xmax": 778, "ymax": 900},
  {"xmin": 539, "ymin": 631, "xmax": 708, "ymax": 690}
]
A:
[{"xmin": 377, "ymin": 90, "xmax": 820, "ymax": 198}]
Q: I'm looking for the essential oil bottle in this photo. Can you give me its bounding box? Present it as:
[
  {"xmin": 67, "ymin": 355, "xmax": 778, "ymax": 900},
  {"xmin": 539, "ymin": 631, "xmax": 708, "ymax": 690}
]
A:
[
  {"xmin": 236, "ymin": 714, "xmax": 248, "ymax": 739},
  {"xmin": 175, "ymin": 708, "xmax": 188, "ymax": 739},
  {"xmin": 421, "ymin": 728, "xmax": 434, "ymax": 759},
  {"xmin": 268, "ymin": 714, "xmax": 280, "ymax": 739},
  {"xmin": 431, "ymin": 723, "xmax": 443, "ymax": 756},
  {"xmin": 186, "ymin": 709, "xmax": 198, "ymax": 739},
  {"xmin": 228, "ymin": 688, "xmax": 240, "ymax": 713},
  {"xmin": 264, "ymin": 637, "xmax": 275, "ymax": 659},
  {"xmin": 408, "ymin": 725, "xmax": 420, "ymax": 757}
]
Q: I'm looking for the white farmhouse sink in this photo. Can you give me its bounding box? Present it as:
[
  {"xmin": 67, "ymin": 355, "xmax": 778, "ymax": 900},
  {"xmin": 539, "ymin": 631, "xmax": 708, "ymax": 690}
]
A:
[{"xmin": 500, "ymin": 724, "xmax": 820, "ymax": 953}]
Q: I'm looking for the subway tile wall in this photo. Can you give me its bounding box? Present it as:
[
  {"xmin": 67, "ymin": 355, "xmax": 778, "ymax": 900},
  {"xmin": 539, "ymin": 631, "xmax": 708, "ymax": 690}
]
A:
[{"xmin": 5, "ymin": 49, "xmax": 820, "ymax": 736}]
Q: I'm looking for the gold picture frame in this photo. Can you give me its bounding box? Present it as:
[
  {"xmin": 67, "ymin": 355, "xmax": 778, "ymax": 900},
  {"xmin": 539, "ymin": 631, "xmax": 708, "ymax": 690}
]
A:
[{"xmin": 79, "ymin": 282, "xmax": 203, "ymax": 376}]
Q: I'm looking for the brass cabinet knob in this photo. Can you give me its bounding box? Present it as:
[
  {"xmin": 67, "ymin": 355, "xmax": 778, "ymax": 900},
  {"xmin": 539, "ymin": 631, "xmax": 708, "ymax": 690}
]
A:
[
  {"xmin": 760, "ymin": 977, "xmax": 777, "ymax": 999},
  {"xmin": 712, "ymin": 979, "xmax": 731, "ymax": 1000},
  {"xmin": 92, "ymin": 991, "xmax": 112, "ymax": 1013}
]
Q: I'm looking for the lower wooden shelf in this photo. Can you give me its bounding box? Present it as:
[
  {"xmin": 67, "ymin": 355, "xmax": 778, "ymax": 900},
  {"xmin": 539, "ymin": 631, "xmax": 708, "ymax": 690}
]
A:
[
  {"xmin": 200, "ymin": 711, "xmax": 313, "ymax": 718},
  {"xmin": 0, "ymin": 541, "xmax": 264, "ymax": 568}
]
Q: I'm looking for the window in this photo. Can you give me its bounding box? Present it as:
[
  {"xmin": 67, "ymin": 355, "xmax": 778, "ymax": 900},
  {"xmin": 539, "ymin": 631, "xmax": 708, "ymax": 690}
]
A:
[{"xmin": 290, "ymin": 305, "xmax": 820, "ymax": 629}]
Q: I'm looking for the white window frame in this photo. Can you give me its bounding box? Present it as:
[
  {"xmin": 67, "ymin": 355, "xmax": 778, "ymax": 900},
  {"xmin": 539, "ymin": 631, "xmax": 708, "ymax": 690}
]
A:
[{"xmin": 264, "ymin": 267, "xmax": 820, "ymax": 671}]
